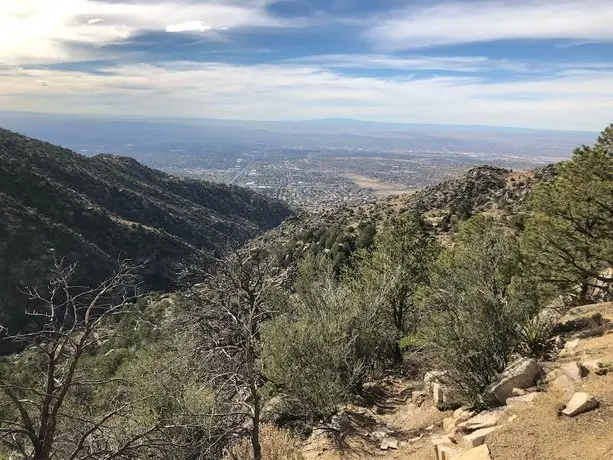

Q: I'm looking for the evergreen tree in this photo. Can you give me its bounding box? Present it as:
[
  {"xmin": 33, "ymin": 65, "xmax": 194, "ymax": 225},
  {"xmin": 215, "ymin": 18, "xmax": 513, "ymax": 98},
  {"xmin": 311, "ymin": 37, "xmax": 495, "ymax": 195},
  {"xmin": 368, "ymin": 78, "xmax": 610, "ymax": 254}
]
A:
[
  {"xmin": 352, "ymin": 213, "xmax": 439, "ymax": 362},
  {"xmin": 521, "ymin": 124, "xmax": 613, "ymax": 303}
]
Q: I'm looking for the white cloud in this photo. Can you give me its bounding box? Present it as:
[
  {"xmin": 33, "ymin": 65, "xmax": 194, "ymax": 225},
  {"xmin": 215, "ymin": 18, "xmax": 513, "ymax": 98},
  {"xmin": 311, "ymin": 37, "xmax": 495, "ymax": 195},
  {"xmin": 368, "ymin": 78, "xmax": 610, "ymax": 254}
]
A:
[
  {"xmin": 368, "ymin": 0, "xmax": 613, "ymax": 50},
  {"xmin": 1, "ymin": 62, "xmax": 611, "ymax": 130},
  {"xmin": 286, "ymin": 54, "xmax": 528, "ymax": 72},
  {"xmin": 166, "ymin": 21, "xmax": 214, "ymax": 33},
  {"xmin": 0, "ymin": 0, "xmax": 287, "ymax": 65}
]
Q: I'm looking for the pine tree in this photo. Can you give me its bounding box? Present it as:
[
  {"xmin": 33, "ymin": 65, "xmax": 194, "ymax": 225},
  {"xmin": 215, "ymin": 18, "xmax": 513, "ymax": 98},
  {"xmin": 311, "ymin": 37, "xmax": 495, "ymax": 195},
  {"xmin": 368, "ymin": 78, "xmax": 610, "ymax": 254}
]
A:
[{"xmin": 521, "ymin": 124, "xmax": 613, "ymax": 303}]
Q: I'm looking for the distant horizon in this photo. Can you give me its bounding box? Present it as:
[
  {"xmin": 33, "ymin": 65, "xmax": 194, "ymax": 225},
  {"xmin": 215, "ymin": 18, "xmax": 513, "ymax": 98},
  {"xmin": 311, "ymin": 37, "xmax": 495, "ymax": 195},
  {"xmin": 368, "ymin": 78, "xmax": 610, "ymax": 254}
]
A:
[{"xmin": 0, "ymin": 110, "xmax": 600, "ymax": 136}]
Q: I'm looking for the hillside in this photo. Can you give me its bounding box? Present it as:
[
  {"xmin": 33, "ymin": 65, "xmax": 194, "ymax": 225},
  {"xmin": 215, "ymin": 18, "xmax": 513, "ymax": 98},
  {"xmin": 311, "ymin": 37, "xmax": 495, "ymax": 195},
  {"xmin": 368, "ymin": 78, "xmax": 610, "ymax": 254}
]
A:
[
  {"xmin": 0, "ymin": 128, "xmax": 293, "ymax": 334},
  {"xmin": 258, "ymin": 164, "xmax": 556, "ymax": 276}
]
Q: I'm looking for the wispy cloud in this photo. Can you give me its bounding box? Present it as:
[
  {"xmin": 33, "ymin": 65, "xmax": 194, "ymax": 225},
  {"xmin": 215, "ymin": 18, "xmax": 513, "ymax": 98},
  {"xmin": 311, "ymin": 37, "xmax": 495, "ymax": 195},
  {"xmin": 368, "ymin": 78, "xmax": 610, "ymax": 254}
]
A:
[
  {"xmin": 0, "ymin": 0, "xmax": 289, "ymax": 65},
  {"xmin": 1, "ymin": 62, "xmax": 612, "ymax": 130},
  {"xmin": 368, "ymin": 0, "xmax": 613, "ymax": 50},
  {"xmin": 286, "ymin": 54, "xmax": 529, "ymax": 73}
]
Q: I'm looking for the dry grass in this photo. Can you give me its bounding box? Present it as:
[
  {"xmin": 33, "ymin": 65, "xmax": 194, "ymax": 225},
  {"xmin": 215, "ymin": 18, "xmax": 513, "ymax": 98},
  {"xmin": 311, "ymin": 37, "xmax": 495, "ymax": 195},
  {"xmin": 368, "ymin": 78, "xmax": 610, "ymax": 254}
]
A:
[{"xmin": 224, "ymin": 424, "xmax": 305, "ymax": 460}]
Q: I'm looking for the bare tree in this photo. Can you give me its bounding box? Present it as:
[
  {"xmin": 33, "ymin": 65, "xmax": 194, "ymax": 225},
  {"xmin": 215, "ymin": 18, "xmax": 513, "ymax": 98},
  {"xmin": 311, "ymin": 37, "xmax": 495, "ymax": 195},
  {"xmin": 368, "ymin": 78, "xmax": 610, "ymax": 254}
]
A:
[
  {"xmin": 188, "ymin": 248, "xmax": 281, "ymax": 460},
  {"xmin": 0, "ymin": 260, "xmax": 169, "ymax": 460}
]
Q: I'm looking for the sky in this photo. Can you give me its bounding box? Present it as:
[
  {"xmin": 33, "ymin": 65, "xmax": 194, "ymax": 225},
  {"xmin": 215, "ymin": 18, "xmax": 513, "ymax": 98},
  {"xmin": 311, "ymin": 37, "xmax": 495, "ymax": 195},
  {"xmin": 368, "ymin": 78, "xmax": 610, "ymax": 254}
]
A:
[{"xmin": 1, "ymin": 0, "xmax": 612, "ymax": 130}]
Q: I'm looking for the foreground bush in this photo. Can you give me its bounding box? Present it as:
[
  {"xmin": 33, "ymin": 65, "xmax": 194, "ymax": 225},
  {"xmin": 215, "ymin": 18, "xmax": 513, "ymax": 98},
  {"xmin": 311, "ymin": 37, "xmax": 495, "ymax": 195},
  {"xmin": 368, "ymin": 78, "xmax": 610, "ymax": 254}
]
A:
[{"xmin": 420, "ymin": 216, "xmax": 527, "ymax": 407}]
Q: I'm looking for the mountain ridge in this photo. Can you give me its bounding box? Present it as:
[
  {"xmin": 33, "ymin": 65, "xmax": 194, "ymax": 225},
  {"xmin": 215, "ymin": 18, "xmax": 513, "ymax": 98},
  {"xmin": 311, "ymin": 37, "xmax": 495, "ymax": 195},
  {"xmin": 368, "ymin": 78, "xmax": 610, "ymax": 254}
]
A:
[{"xmin": 0, "ymin": 128, "xmax": 293, "ymax": 335}]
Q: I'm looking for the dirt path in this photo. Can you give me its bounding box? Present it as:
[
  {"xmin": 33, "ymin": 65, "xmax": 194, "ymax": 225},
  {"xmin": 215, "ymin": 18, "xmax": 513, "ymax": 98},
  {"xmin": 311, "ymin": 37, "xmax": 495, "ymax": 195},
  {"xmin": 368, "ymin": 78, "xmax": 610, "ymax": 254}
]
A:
[{"xmin": 301, "ymin": 379, "xmax": 448, "ymax": 460}]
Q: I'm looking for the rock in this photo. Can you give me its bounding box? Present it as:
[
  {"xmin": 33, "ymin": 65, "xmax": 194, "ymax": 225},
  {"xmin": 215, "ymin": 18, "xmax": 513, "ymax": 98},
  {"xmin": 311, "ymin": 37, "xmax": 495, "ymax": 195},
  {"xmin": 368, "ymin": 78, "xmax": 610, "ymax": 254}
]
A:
[
  {"xmin": 487, "ymin": 358, "xmax": 542, "ymax": 404},
  {"xmin": 582, "ymin": 359, "xmax": 608, "ymax": 375},
  {"xmin": 564, "ymin": 338, "xmax": 580, "ymax": 352},
  {"xmin": 261, "ymin": 395, "xmax": 294, "ymax": 424},
  {"xmin": 443, "ymin": 417, "xmax": 457, "ymax": 432},
  {"xmin": 562, "ymin": 392, "xmax": 600, "ymax": 417},
  {"xmin": 412, "ymin": 390, "xmax": 428, "ymax": 407},
  {"xmin": 424, "ymin": 370, "xmax": 445, "ymax": 392},
  {"xmin": 380, "ymin": 437, "xmax": 398, "ymax": 450},
  {"xmin": 549, "ymin": 374, "xmax": 576, "ymax": 399},
  {"xmin": 457, "ymin": 408, "xmax": 505, "ymax": 432},
  {"xmin": 457, "ymin": 444, "xmax": 492, "ymax": 460},
  {"xmin": 433, "ymin": 382, "xmax": 463, "ymax": 410},
  {"xmin": 560, "ymin": 361, "xmax": 586, "ymax": 382},
  {"xmin": 506, "ymin": 392, "xmax": 540, "ymax": 408},
  {"xmin": 510, "ymin": 387, "xmax": 526, "ymax": 397},
  {"xmin": 369, "ymin": 430, "xmax": 389, "ymax": 441},
  {"xmin": 435, "ymin": 442, "xmax": 465, "ymax": 460},
  {"xmin": 461, "ymin": 426, "xmax": 498, "ymax": 448}
]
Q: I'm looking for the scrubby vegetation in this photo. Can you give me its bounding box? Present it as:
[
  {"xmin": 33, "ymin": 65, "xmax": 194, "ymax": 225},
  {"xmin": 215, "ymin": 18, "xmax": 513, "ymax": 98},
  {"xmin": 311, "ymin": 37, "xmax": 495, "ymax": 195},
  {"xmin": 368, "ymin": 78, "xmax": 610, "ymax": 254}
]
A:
[
  {"xmin": 0, "ymin": 125, "xmax": 611, "ymax": 459},
  {"xmin": 0, "ymin": 128, "xmax": 293, "ymax": 346}
]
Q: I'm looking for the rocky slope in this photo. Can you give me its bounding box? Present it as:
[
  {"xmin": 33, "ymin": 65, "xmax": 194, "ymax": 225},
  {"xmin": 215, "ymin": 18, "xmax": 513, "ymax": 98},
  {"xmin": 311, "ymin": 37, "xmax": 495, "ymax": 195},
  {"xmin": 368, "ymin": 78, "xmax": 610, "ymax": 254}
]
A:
[
  {"xmin": 256, "ymin": 164, "xmax": 555, "ymax": 278},
  {"xmin": 0, "ymin": 128, "xmax": 293, "ymax": 336},
  {"xmin": 300, "ymin": 301, "xmax": 613, "ymax": 460}
]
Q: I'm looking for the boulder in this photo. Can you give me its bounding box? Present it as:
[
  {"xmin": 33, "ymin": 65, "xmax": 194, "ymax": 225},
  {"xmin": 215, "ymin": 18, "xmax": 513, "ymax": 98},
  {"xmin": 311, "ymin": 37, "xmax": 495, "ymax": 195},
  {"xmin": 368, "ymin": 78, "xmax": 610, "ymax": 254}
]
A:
[
  {"xmin": 457, "ymin": 444, "xmax": 492, "ymax": 460},
  {"xmin": 261, "ymin": 395, "xmax": 294, "ymax": 424},
  {"xmin": 487, "ymin": 358, "xmax": 541, "ymax": 404},
  {"xmin": 562, "ymin": 392, "xmax": 600, "ymax": 417},
  {"xmin": 433, "ymin": 382, "xmax": 463, "ymax": 410}
]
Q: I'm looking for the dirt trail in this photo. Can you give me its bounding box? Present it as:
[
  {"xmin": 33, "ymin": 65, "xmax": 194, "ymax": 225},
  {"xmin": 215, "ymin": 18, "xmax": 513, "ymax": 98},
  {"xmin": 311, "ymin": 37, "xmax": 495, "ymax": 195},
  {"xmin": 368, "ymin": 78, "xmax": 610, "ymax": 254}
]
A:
[{"xmin": 301, "ymin": 379, "xmax": 448, "ymax": 459}]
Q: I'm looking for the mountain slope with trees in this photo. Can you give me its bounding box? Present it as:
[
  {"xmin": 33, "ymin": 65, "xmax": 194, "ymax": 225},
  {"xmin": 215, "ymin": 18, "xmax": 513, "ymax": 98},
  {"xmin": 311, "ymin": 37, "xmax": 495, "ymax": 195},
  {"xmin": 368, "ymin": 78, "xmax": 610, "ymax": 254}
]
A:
[
  {"xmin": 0, "ymin": 128, "xmax": 293, "ymax": 335},
  {"xmin": 0, "ymin": 124, "xmax": 611, "ymax": 460}
]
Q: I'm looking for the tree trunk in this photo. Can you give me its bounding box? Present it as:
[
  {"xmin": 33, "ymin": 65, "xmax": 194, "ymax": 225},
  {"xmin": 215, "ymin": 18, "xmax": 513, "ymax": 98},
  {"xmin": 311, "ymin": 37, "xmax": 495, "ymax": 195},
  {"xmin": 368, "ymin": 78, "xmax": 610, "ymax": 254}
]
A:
[{"xmin": 251, "ymin": 387, "xmax": 262, "ymax": 460}]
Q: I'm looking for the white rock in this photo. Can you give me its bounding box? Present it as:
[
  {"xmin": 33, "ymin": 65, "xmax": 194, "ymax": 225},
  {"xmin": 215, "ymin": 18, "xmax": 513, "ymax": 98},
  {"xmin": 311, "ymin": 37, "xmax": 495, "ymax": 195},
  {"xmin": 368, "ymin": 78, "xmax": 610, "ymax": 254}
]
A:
[
  {"xmin": 564, "ymin": 338, "xmax": 580, "ymax": 352},
  {"xmin": 506, "ymin": 392, "xmax": 540, "ymax": 408},
  {"xmin": 462, "ymin": 426, "xmax": 498, "ymax": 448},
  {"xmin": 487, "ymin": 358, "xmax": 541, "ymax": 404},
  {"xmin": 562, "ymin": 392, "xmax": 599, "ymax": 417},
  {"xmin": 560, "ymin": 361, "xmax": 586, "ymax": 382},
  {"xmin": 380, "ymin": 437, "xmax": 398, "ymax": 450},
  {"xmin": 456, "ymin": 408, "xmax": 505, "ymax": 432},
  {"xmin": 457, "ymin": 444, "xmax": 492, "ymax": 460}
]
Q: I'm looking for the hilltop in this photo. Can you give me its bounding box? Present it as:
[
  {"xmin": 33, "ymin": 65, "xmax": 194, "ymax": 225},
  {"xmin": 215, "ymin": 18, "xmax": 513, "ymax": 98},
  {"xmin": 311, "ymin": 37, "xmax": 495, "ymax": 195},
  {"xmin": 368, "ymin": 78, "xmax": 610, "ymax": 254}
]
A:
[
  {"xmin": 0, "ymin": 128, "xmax": 293, "ymax": 335},
  {"xmin": 257, "ymin": 164, "xmax": 556, "ymax": 277}
]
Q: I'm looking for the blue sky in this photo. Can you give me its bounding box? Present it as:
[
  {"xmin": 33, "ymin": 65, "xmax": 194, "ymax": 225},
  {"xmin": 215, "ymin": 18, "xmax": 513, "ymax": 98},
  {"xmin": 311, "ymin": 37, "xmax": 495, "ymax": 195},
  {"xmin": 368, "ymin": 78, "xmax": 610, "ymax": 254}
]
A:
[{"xmin": 1, "ymin": 0, "xmax": 612, "ymax": 130}]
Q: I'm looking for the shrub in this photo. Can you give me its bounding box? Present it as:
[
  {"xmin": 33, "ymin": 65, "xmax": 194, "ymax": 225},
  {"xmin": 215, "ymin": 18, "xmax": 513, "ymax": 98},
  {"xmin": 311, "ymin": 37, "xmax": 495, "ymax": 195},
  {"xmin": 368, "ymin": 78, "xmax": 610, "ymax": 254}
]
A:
[
  {"xmin": 516, "ymin": 315, "xmax": 555, "ymax": 359},
  {"xmin": 224, "ymin": 424, "xmax": 304, "ymax": 460},
  {"xmin": 420, "ymin": 215, "xmax": 524, "ymax": 407}
]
